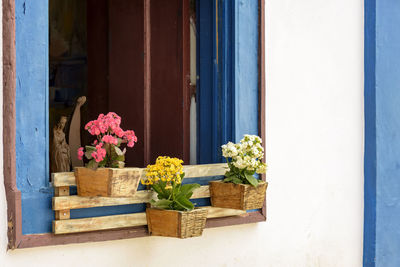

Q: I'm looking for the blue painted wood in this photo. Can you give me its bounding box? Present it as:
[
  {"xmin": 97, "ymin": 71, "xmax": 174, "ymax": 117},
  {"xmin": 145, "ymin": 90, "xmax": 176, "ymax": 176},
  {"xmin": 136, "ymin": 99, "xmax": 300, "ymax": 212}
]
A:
[
  {"xmin": 197, "ymin": 0, "xmax": 258, "ymax": 163},
  {"xmin": 197, "ymin": 0, "xmax": 235, "ymax": 164},
  {"xmin": 219, "ymin": 0, "xmax": 235, "ymax": 158},
  {"xmin": 364, "ymin": 1, "xmax": 400, "ymax": 266},
  {"xmin": 197, "ymin": 0, "xmax": 215, "ymax": 164},
  {"xmin": 15, "ymin": 0, "xmax": 50, "ymax": 235},
  {"xmin": 233, "ymin": 0, "xmax": 259, "ymax": 141},
  {"xmin": 16, "ymin": 0, "xmax": 49, "ymax": 191},
  {"xmin": 364, "ymin": 1, "xmax": 376, "ymax": 266}
]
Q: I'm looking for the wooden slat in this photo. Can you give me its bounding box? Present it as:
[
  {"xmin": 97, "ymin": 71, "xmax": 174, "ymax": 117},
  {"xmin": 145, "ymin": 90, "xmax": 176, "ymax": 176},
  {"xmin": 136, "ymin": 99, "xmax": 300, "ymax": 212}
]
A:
[
  {"xmin": 53, "ymin": 206, "xmax": 246, "ymax": 234},
  {"xmin": 52, "ymin": 163, "xmax": 227, "ymax": 187},
  {"xmin": 53, "ymin": 185, "xmax": 211, "ymax": 211},
  {"xmin": 53, "ymin": 213, "xmax": 147, "ymax": 234},
  {"xmin": 54, "ymin": 186, "xmax": 70, "ymax": 220}
]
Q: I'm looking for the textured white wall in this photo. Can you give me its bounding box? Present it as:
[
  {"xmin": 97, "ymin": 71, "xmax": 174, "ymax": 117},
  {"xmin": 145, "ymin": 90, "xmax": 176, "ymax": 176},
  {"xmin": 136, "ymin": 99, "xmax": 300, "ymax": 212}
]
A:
[{"xmin": 0, "ymin": 0, "xmax": 364, "ymax": 266}]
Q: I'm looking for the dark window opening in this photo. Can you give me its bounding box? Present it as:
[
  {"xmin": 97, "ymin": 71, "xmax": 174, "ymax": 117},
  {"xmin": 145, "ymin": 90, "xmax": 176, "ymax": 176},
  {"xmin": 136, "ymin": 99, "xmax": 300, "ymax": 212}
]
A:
[{"xmin": 49, "ymin": 0, "xmax": 194, "ymax": 175}]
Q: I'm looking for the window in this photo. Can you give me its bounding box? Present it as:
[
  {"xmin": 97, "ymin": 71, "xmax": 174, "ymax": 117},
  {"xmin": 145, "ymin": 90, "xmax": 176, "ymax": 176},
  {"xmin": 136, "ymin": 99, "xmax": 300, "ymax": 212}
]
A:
[
  {"xmin": 49, "ymin": 0, "xmax": 191, "ymax": 170},
  {"xmin": 3, "ymin": 0, "xmax": 265, "ymax": 248}
]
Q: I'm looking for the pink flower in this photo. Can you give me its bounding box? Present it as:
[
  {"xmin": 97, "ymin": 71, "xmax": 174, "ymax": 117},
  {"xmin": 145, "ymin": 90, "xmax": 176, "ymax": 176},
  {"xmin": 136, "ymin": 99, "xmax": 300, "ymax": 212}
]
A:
[
  {"xmin": 102, "ymin": 135, "xmax": 118, "ymax": 145},
  {"xmin": 77, "ymin": 147, "xmax": 84, "ymax": 160},
  {"xmin": 91, "ymin": 147, "xmax": 106, "ymax": 163},
  {"xmin": 114, "ymin": 127, "xmax": 125, "ymax": 138},
  {"xmin": 123, "ymin": 130, "xmax": 138, "ymax": 147},
  {"xmin": 96, "ymin": 143, "xmax": 104, "ymax": 149},
  {"xmin": 83, "ymin": 113, "xmax": 137, "ymax": 166}
]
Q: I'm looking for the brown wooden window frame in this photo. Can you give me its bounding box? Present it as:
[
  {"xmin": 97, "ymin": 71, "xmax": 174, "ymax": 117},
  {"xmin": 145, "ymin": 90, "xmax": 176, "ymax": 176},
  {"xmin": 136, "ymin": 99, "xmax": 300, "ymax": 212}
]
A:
[{"xmin": 2, "ymin": 0, "xmax": 266, "ymax": 249}]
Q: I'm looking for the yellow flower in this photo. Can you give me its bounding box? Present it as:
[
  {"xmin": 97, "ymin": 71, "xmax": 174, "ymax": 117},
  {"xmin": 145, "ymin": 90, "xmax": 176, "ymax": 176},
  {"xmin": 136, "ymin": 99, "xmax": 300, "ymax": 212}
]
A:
[{"xmin": 142, "ymin": 156, "xmax": 185, "ymax": 187}]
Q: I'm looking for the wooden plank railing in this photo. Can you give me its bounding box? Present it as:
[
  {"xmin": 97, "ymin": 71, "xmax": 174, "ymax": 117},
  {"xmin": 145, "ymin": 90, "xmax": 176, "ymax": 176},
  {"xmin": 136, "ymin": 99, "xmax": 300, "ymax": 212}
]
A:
[{"xmin": 51, "ymin": 163, "xmax": 246, "ymax": 235}]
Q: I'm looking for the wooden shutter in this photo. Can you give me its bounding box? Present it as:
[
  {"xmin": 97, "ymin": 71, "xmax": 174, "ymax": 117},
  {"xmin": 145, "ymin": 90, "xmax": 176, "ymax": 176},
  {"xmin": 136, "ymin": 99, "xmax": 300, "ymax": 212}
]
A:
[{"xmin": 87, "ymin": 0, "xmax": 190, "ymax": 167}]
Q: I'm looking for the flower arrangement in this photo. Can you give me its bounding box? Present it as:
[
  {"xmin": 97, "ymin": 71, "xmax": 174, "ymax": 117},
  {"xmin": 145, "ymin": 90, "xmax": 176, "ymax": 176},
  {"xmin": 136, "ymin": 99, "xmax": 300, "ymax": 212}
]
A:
[
  {"xmin": 78, "ymin": 112, "xmax": 138, "ymax": 169},
  {"xmin": 141, "ymin": 156, "xmax": 200, "ymax": 211},
  {"xmin": 221, "ymin": 134, "xmax": 267, "ymax": 187}
]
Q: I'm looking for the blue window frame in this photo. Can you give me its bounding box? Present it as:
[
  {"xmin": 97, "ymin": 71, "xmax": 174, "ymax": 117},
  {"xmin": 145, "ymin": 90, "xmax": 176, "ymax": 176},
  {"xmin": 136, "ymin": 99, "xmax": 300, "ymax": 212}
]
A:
[
  {"xmin": 15, "ymin": 0, "xmax": 260, "ymax": 235},
  {"xmin": 197, "ymin": 0, "xmax": 259, "ymax": 164}
]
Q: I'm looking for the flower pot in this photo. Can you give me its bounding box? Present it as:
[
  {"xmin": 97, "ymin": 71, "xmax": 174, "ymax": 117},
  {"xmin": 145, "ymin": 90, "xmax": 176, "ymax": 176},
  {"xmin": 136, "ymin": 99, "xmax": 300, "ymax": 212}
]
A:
[
  {"xmin": 146, "ymin": 208, "xmax": 208, "ymax": 238},
  {"xmin": 75, "ymin": 167, "xmax": 141, "ymax": 197},
  {"xmin": 209, "ymin": 180, "xmax": 268, "ymax": 210}
]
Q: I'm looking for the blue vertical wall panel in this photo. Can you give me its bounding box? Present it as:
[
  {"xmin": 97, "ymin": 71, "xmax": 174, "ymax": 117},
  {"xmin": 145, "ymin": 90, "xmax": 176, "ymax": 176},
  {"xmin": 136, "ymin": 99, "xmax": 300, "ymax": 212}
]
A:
[
  {"xmin": 364, "ymin": 0, "xmax": 400, "ymax": 266},
  {"xmin": 363, "ymin": 0, "xmax": 376, "ymax": 266},
  {"xmin": 375, "ymin": 0, "xmax": 400, "ymax": 266}
]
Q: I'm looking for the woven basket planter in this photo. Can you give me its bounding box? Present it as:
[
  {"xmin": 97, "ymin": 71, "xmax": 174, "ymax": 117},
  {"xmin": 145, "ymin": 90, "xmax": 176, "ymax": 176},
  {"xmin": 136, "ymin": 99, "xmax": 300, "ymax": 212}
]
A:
[
  {"xmin": 75, "ymin": 167, "xmax": 141, "ymax": 197},
  {"xmin": 146, "ymin": 208, "xmax": 208, "ymax": 238},
  {"xmin": 209, "ymin": 181, "xmax": 268, "ymax": 210}
]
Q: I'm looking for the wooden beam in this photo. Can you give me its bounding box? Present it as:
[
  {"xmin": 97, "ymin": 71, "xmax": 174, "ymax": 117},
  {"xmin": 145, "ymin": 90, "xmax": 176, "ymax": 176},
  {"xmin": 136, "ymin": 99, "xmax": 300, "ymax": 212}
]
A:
[
  {"xmin": 53, "ymin": 186, "xmax": 211, "ymax": 211},
  {"xmin": 143, "ymin": 0, "xmax": 151, "ymax": 166},
  {"xmin": 53, "ymin": 207, "xmax": 246, "ymax": 234},
  {"xmin": 52, "ymin": 163, "xmax": 228, "ymax": 187}
]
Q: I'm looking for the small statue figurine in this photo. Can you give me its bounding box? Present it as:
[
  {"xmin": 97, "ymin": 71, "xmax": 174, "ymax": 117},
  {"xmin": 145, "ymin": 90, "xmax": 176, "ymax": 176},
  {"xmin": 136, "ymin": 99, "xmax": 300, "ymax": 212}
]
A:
[{"xmin": 51, "ymin": 116, "xmax": 71, "ymax": 173}]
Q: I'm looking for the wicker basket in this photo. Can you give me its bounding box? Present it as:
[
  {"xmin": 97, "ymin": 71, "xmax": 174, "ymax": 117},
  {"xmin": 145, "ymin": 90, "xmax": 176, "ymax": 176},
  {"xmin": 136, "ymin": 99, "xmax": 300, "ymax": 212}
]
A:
[
  {"xmin": 209, "ymin": 181, "xmax": 268, "ymax": 210},
  {"xmin": 146, "ymin": 208, "xmax": 208, "ymax": 238},
  {"xmin": 75, "ymin": 167, "xmax": 141, "ymax": 197}
]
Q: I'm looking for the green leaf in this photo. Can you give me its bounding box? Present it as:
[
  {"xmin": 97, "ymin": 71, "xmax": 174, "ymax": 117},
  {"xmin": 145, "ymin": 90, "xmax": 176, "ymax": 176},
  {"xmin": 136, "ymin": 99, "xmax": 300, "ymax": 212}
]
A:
[
  {"xmin": 152, "ymin": 183, "xmax": 170, "ymax": 200},
  {"xmin": 176, "ymin": 183, "xmax": 200, "ymax": 199},
  {"xmin": 223, "ymin": 177, "xmax": 233, "ymax": 183},
  {"xmin": 117, "ymin": 138, "xmax": 124, "ymax": 146},
  {"xmin": 150, "ymin": 183, "xmax": 162, "ymax": 196},
  {"xmin": 112, "ymin": 161, "xmax": 125, "ymax": 168},
  {"xmin": 246, "ymin": 169, "xmax": 256, "ymax": 176},
  {"xmin": 244, "ymin": 172, "xmax": 259, "ymax": 187},
  {"xmin": 150, "ymin": 199, "xmax": 172, "ymax": 209},
  {"xmin": 174, "ymin": 195, "xmax": 195, "ymax": 211},
  {"xmin": 232, "ymin": 177, "xmax": 243, "ymax": 184},
  {"xmin": 84, "ymin": 145, "xmax": 96, "ymax": 159},
  {"xmin": 86, "ymin": 159, "xmax": 99, "ymax": 170},
  {"xmin": 113, "ymin": 146, "xmax": 124, "ymax": 156}
]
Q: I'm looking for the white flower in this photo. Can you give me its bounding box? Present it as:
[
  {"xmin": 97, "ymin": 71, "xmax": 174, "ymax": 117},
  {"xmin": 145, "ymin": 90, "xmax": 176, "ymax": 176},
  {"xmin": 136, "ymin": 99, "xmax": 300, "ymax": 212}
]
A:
[
  {"xmin": 222, "ymin": 135, "xmax": 266, "ymax": 173},
  {"xmin": 233, "ymin": 156, "xmax": 246, "ymax": 169},
  {"xmin": 222, "ymin": 142, "xmax": 238, "ymax": 158},
  {"xmin": 256, "ymin": 163, "xmax": 267, "ymax": 174}
]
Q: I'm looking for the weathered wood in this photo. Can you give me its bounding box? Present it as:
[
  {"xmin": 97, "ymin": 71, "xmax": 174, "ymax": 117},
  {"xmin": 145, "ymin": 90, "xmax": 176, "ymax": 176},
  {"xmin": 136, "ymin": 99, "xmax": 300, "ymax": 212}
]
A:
[
  {"xmin": 51, "ymin": 172, "xmax": 75, "ymax": 187},
  {"xmin": 55, "ymin": 210, "xmax": 70, "ymax": 220},
  {"xmin": 143, "ymin": 0, "xmax": 151, "ymax": 166},
  {"xmin": 53, "ymin": 207, "xmax": 245, "ymax": 234},
  {"xmin": 52, "ymin": 163, "xmax": 228, "ymax": 187},
  {"xmin": 146, "ymin": 208, "xmax": 207, "ymax": 238},
  {"xmin": 53, "ymin": 213, "xmax": 147, "ymax": 234},
  {"xmin": 54, "ymin": 186, "xmax": 70, "ymax": 220},
  {"xmin": 75, "ymin": 167, "xmax": 141, "ymax": 197},
  {"xmin": 54, "ymin": 186, "xmax": 69, "ymax": 196},
  {"xmin": 53, "ymin": 185, "xmax": 210, "ymax": 211},
  {"xmin": 209, "ymin": 181, "xmax": 268, "ymax": 210}
]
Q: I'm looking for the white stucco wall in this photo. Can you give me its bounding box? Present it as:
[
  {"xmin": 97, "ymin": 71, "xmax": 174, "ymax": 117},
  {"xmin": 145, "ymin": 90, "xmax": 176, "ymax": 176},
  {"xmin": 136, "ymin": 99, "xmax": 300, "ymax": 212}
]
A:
[{"xmin": 0, "ymin": 0, "xmax": 364, "ymax": 266}]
